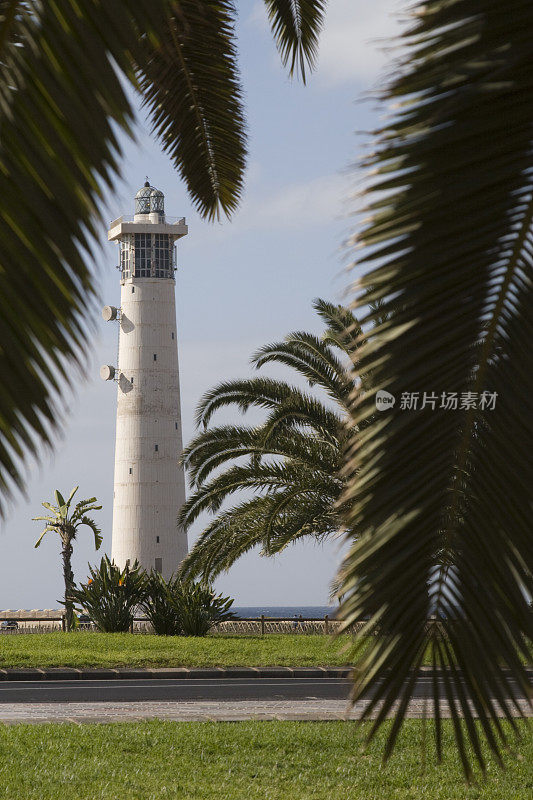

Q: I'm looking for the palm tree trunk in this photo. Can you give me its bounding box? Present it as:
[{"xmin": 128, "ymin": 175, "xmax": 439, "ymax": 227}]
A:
[{"xmin": 61, "ymin": 536, "xmax": 75, "ymax": 632}]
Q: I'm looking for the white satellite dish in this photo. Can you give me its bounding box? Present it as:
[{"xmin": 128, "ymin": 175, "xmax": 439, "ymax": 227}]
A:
[
  {"xmin": 100, "ymin": 364, "xmax": 115, "ymax": 381},
  {"xmin": 102, "ymin": 305, "xmax": 118, "ymax": 322}
]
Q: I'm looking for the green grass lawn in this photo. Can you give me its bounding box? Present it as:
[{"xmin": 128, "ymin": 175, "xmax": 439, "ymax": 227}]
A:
[
  {"xmin": 1, "ymin": 633, "xmax": 529, "ymax": 669},
  {"xmin": 0, "ymin": 632, "xmax": 354, "ymax": 668},
  {"xmin": 0, "ymin": 720, "xmax": 530, "ymax": 799}
]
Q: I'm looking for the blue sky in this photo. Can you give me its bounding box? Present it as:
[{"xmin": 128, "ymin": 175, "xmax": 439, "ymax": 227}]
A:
[{"xmin": 0, "ymin": 1, "xmax": 402, "ymax": 609}]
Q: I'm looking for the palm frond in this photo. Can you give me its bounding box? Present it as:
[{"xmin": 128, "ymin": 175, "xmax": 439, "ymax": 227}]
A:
[
  {"xmin": 182, "ymin": 424, "xmax": 338, "ymax": 488},
  {"xmin": 180, "ymin": 490, "xmax": 338, "ymax": 581},
  {"xmin": 40, "ymin": 502, "xmax": 58, "ymax": 514},
  {"xmin": 338, "ymin": 0, "xmax": 533, "ymax": 776},
  {"xmin": 260, "ymin": 394, "xmax": 343, "ymax": 442},
  {"xmin": 79, "ymin": 516, "xmax": 103, "ymax": 551},
  {"xmin": 261, "ymin": 490, "xmax": 338, "ymax": 554},
  {"xmin": 0, "ymin": 1, "xmax": 174, "ymax": 511},
  {"xmin": 180, "ymin": 496, "xmax": 274, "ymax": 580},
  {"xmin": 0, "ymin": 0, "xmax": 132, "ymax": 511},
  {"xmin": 252, "ymin": 332, "xmax": 351, "ymax": 400},
  {"xmin": 181, "ymin": 426, "xmax": 263, "ymax": 485},
  {"xmin": 54, "ymin": 490, "xmax": 66, "ymax": 508},
  {"xmin": 314, "ymin": 298, "xmax": 364, "ymax": 357},
  {"xmin": 34, "ymin": 526, "xmax": 56, "ymax": 547},
  {"xmin": 65, "ymin": 487, "xmax": 79, "ymax": 506},
  {"xmin": 137, "ymin": 0, "xmax": 246, "ymax": 220},
  {"xmin": 313, "ymin": 298, "xmax": 358, "ymax": 335},
  {"xmin": 180, "ymin": 459, "xmax": 340, "ymax": 529},
  {"xmin": 263, "ymin": 0, "xmax": 327, "ymax": 82},
  {"xmin": 195, "ymin": 378, "xmax": 297, "ymax": 428},
  {"xmin": 71, "ymin": 499, "xmax": 103, "ymax": 522}
]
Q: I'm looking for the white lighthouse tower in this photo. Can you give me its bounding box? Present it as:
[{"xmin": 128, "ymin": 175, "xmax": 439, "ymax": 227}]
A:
[{"xmin": 101, "ymin": 181, "xmax": 188, "ymax": 579}]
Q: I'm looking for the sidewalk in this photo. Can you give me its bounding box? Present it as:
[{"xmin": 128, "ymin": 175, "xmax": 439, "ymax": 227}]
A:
[{"xmin": 1, "ymin": 698, "xmax": 531, "ymax": 725}]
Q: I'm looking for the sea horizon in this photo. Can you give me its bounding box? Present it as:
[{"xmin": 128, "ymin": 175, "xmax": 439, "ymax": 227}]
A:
[{"xmin": 232, "ymin": 605, "xmax": 338, "ymax": 619}]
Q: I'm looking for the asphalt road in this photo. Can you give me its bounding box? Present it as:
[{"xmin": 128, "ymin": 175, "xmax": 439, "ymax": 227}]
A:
[
  {"xmin": 0, "ymin": 678, "xmax": 350, "ymax": 704},
  {"xmin": 0, "ymin": 675, "xmax": 530, "ymax": 705}
]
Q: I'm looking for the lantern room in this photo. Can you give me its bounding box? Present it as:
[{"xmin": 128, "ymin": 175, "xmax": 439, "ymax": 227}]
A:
[{"xmin": 107, "ymin": 180, "xmax": 188, "ymax": 282}]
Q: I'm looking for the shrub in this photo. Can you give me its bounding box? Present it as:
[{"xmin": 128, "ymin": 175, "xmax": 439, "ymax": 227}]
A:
[
  {"xmin": 141, "ymin": 573, "xmax": 236, "ymax": 636},
  {"xmin": 71, "ymin": 556, "xmax": 146, "ymax": 632},
  {"xmin": 140, "ymin": 572, "xmax": 182, "ymax": 636},
  {"xmin": 177, "ymin": 581, "xmax": 236, "ymax": 636}
]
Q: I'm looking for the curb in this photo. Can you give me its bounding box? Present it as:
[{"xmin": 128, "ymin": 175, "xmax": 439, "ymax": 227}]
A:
[
  {"xmin": 0, "ymin": 666, "xmax": 529, "ymax": 682},
  {"xmin": 0, "ymin": 667, "xmax": 354, "ymax": 681}
]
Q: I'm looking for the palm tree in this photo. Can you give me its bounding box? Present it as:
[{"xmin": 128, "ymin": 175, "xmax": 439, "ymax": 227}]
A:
[
  {"xmin": 33, "ymin": 487, "xmax": 102, "ymax": 631},
  {"xmin": 338, "ymin": 0, "xmax": 533, "ymax": 776},
  {"xmin": 179, "ymin": 299, "xmax": 362, "ymax": 581},
  {"xmin": 0, "ymin": 0, "xmax": 327, "ymax": 514}
]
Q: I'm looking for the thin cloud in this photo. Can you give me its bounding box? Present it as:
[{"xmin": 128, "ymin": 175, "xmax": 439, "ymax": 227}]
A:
[
  {"xmin": 238, "ymin": 173, "xmax": 350, "ymax": 231},
  {"xmin": 248, "ymin": 0, "xmax": 403, "ymax": 88},
  {"xmin": 184, "ymin": 172, "xmax": 351, "ymax": 250},
  {"xmin": 318, "ymin": 0, "xmax": 404, "ymax": 87}
]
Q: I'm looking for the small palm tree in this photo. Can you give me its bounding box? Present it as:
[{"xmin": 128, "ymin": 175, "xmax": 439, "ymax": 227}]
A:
[
  {"xmin": 178, "ymin": 299, "xmax": 363, "ymax": 581},
  {"xmin": 33, "ymin": 488, "xmax": 102, "ymax": 631}
]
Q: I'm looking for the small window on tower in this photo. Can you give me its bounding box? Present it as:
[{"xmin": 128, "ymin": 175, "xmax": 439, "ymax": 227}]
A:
[
  {"xmin": 131, "ymin": 286, "xmax": 135, "ymax": 293},
  {"xmin": 155, "ymin": 444, "xmax": 159, "ymax": 452},
  {"xmin": 131, "ymin": 377, "xmax": 134, "ymax": 384},
  {"xmin": 175, "ymin": 422, "xmax": 178, "ymax": 430},
  {"xmin": 171, "ymin": 332, "xmax": 175, "ymax": 340},
  {"xmin": 153, "ymin": 354, "xmax": 157, "ymax": 361},
  {"xmin": 156, "ymin": 536, "xmax": 160, "ymax": 544},
  {"xmin": 129, "ymin": 467, "xmax": 132, "ymax": 475},
  {"xmin": 155, "ymin": 558, "xmax": 162, "ymax": 574}
]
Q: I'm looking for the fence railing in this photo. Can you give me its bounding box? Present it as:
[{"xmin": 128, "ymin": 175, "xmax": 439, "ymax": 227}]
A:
[
  {"xmin": 0, "ymin": 614, "xmax": 344, "ymax": 635},
  {"xmin": 213, "ymin": 615, "xmax": 341, "ymax": 635},
  {"xmin": 0, "ymin": 616, "xmax": 65, "ymax": 633}
]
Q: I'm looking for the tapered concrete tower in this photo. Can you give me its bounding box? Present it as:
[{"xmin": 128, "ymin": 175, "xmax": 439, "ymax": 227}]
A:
[{"xmin": 101, "ymin": 181, "xmax": 188, "ymax": 579}]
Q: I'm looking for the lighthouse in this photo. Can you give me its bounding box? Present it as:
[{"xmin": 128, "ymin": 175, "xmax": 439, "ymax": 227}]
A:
[{"xmin": 101, "ymin": 181, "xmax": 188, "ymax": 579}]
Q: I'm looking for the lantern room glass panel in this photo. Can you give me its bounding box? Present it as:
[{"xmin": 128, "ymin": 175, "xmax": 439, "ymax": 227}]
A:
[
  {"xmin": 134, "ymin": 233, "xmax": 151, "ymax": 277},
  {"xmin": 120, "ymin": 237, "xmax": 132, "ymax": 279},
  {"xmin": 154, "ymin": 233, "xmax": 173, "ymax": 277}
]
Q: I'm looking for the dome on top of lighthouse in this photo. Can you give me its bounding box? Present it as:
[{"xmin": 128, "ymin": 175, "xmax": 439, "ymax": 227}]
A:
[
  {"xmin": 135, "ymin": 179, "xmax": 164, "ymax": 214},
  {"xmin": 135, "ymin": 180, "xmax": 152, "ymax": 196},
  {"xmin": 150, "ymin": 186, "xmax": 165, "ymax": 213}
]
